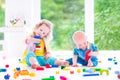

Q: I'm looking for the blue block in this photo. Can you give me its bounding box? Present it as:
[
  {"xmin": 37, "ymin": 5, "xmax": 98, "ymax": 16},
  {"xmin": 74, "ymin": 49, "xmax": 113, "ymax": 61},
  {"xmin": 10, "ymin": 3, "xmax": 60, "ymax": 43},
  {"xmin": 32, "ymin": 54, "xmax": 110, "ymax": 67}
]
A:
[
  {"xmin": 52, "ymin": 65, "xmax": 58, "ymax": 68},
  {"xmin": 4, "ymin": 74, "xmax": 10, "ymax": 79},
  {"xmin": 34, "ymin": 36, "xmax": 41, "ymax": 39},
  {"xmin": 0, "ymin": 69, "xmax": 7, "ymax": 72},
  {"xmin": 114, "ymin": 62, "xmax": 118, "ymax": 65},
  {"xmin": 108, "ymin": 58, "xmax": 112, "ymax": 61},
  {"xmin": 115, "ymin": 71, "xmax": 120, "ymax": 74},
  {"xmin": 16, "ymin": 67, "xmax": 20, "ymax": 71},
  {"xmin": 83, "ymin": 73, "xmax": 99, "ymax": 76}
]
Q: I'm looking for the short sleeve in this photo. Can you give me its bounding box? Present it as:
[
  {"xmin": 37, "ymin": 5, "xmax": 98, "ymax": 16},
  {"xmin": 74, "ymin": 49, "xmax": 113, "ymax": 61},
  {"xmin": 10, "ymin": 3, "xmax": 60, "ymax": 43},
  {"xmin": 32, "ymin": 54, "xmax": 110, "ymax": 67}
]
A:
[
  {"xmin": 90, "ymin": 44, "xmax": 98, "ymax": 51},
  {"xmin": 73, "ymin": 48, "xmax": 79, "ymax": 55}
]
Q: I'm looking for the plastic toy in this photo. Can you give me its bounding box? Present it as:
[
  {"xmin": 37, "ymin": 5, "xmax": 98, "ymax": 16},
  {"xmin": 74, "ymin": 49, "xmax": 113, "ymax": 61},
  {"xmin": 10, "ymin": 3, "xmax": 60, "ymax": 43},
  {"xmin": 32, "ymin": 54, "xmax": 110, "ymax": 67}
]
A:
[
  {"xmin": 46, "ymin": 63, "xmax": 51, "ymax": 68},
  {"xmin": 41, "ymin": 78, "xmax": 55, "ymax": 80},
  {"xmin": 21, "ymin": 35, "xmax": 45, "ymax": 66},
  {"xmin": 83, "ymin": 73, "xmax": 99, "ymax": 76},
  {"xmin": 36, "ymin": 67, "xmax": 44, "ymax": 70},
  {"xmin": 56, "ymin": 71, "xmax": 60, "ymax": 74},
  {"xmin": 0, "ymin": 68, "xmax": 7, "ymax": 72},
  {"xmin": 60, "ymin": 76, "xmax": 67, "ymax": 80},
  {"xmin": 70, "ymin": 71, "xmax": 74, "ymax": 74},
  {"xmin": 61, "ymin": 66, "xmax": 66, "ymax": 69},
  {"xmin": 77, "ymin": 69, "xmax": 81, "ymax": 73},
  {"xmin": 117, "ymin": 74, "xmax": 120, "ymax": 79},
  {"xmin": 85, "ymin": 49, "xmax": 91, "ymax": 61},
  {"xmin": 100, "ymin": 69, "xmax": 109, "ymax": 76},
  {"xmin": 4, "ymin": 74, "xmax": 10, "ymax": 79},
  {"xmin": 13, "ymin": 69, "xmax": 35, "ymax": 79},
  {"xmin": 5, "ymin": 64, "xmax": 9, "ymax": 68},
  {"xmin": 52, "ymin": 65, "xmax": 58, "ymax": 68},
  {"xmin": 63, "ymin": 67, "xmax": 70, "ymax": 70}
]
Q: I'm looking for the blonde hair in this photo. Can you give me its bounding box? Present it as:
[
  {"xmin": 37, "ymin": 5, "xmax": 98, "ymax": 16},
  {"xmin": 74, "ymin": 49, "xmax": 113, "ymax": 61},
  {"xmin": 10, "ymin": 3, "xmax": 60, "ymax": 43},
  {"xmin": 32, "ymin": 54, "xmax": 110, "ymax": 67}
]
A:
[
  {"xmin": 33, "ymin": 19, "xmax": 53, "ymax": 41},
  {"xmin": 72, "ymin": 31, "xmax": 87, "ymax": 43}
]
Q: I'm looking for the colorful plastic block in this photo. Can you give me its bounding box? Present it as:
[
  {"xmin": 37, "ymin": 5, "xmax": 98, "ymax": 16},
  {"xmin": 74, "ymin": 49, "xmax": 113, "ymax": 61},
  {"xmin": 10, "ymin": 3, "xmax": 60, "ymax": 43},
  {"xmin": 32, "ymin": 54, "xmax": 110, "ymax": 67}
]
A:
[
  {"xmin": 46, "ymin": 63, "xmax": 51, "ymax": 68},
  {"xmin": 77, "ymin": 69, "xmax": 81, "ymax": 73},
  {"xmin": 29, "ymin": 72, "xmax": 36, "ymax": 77},
  {"xmin": 60, "ymin": 76, "xmax": 67, "ymax": 80},
  {"xmin": 36, "ymin": 67, "xmax": 44, "ymax": 70},
  {"xmin": 56, "ymin": 71, "xmax": 60, "ymax": 74},
  {"xmin": 83, "ymin": 73, "xmax": 99, "ymax": 76},
  {"xmin": 70, "ymin": 71, "xmax": 74, "ymax": 74},
  {"xmin": 0, "ymin": 68, "xmax": 7, "ymax": 72},
  {"xmin": 4, "ymin": 74, "xmax": 10, "ymax": 79},
  {"xmin": 20, "ymin": 70, "xmax": 29, "ymax": 75},
  {"xmin": 41, "ymin": 78, "xmax": 55, "ymax": 80},
  {"xmin": 52, "ymin": 65, "xmax": 58, "ymax": 68},
  {"xmin": 85, "ymin": 49, "xmax": 91, "ymax": 61},
  {"xmin": 16, "ymin": 67, "xmax": 21, "ymax": 71},
  {"xmin": 100, "ymin": 69, "xmax": 109, "ymax": 76},
  {"xmin": 61, "ymin": 66, "xmax": 66, "ymax": 69},
  {"xmin": 5, "ymin": 64, "xmax": 9, "ymax": 68},
  {"xmin": 117, "ymin": 74, "xmax": 120, "ymax": 79}
]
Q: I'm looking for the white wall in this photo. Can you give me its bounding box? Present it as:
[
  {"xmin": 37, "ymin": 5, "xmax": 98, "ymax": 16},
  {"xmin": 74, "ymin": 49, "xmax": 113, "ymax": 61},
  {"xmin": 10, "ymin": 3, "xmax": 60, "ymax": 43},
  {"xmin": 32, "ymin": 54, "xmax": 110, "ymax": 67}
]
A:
[
  {"xmin": 85, "ymin": 0, "xmax": 94, "ymax": 43},
  {"xmin": 5, "ymin": 0, "xmax": 40, "ymax": 27},
  {"xmin": 3, "ymin": 0, "xmax": 40, "ymax": 58}
]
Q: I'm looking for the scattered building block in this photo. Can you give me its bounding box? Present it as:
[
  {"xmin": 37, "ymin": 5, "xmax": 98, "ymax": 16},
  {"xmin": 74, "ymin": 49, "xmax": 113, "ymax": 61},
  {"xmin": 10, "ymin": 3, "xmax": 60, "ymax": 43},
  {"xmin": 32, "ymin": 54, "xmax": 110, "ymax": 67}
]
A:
[
  {"xmin": 46, "ymin": 64, "xmax": 51, "ymax": 68},
  {"xmin": 56, "ymin": 71, "xmax": 60, "ymax": 74},
  {"xmin": 70, "ymin": 71, "xmax": 74, "ymax": 74},
  {"xmin": 83, "ymin": 73, "xmax": 99, "ymax": 76},
  {"xmin": 52, "ymin": 65, "xmax": 58, "ymax": 68},
  {"xmin": 77, "ymin": 69, "xmax": 81, "ymax": 73},
  {"xmin": 4, "ymin": 74, "xmax": 10, "ymax": 79},
  {"xmin": 61, "ymin": 66, "xmax": 66, "ymax": 69},
  {"xmin": 29, "ymin": 72, "xmax": 36, "ymax": 77},
  {"xmin": 117, "ymin": 74, "xmax": 120, "ymax": 79},
  {"xmin": 5, "ymin": 64, "xmax": 9, "ymax": 68},
  {"xmin": 60, "ymin": 75, "xmax": 67, "ymax": 80},
  {"xmin": 100, "ymin": 69, "xmax": 109, "ymax": 76}
]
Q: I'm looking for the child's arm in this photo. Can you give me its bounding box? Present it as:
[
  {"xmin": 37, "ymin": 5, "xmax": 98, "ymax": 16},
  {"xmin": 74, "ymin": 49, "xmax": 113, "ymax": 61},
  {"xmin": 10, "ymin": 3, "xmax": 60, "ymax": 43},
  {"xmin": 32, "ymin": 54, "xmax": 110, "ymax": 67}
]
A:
[
  {"xmin": 72, "ymin": 55, "xmax": 78, "ymax": 67},
  {"xmin": 89, "ymin": 51, "xmax": 98, "ymax": 56},
  {"xmin": 25, "ymin": 36, "xmax": 40, "ymax": 44}
]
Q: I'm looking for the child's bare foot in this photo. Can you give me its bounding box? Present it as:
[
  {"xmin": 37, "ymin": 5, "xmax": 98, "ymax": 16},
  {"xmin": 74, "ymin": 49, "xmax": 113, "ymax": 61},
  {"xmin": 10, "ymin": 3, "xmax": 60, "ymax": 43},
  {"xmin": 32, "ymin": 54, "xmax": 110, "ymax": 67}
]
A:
[
  {"xmin": 59, "ymin": 61, "xmax": 69, "ymax": 66},
  {"xmin": 31, "ymin": 64, "xmax": 43, "ymax": 69},
  {"xmin": 72, "ymin": 64, "xmax": 79, "ymax": 67}
]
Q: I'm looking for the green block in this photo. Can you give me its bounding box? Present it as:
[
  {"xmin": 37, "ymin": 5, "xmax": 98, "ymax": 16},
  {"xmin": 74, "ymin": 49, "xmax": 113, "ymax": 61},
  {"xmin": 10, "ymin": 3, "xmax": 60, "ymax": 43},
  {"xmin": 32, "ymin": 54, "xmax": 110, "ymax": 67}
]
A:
[
  {"xmin": 82, "ymin": 68, "xmax": 86, "ymax": 72},
  {"xmin": 35, "ymin": 43, "xmax": 39, "ymax": 46},
  {"xmin": 61, "ymin": 66, "xmax": 66, "ymax": 69},
  {"xmin": 42, "ymin": 78, "xmax": 55, "ymax": 80},
  {"xmin": 95, "ymin": 68, "xmax": 101, "ymax": 71}
]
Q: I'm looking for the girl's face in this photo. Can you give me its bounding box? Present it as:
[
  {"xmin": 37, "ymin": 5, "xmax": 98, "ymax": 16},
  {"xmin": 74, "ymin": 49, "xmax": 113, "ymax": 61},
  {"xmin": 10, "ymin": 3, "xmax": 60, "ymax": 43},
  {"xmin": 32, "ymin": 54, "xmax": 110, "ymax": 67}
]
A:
[{"xmin": 35, "ymin": 24, "xmax": 50, "ymax": 38}]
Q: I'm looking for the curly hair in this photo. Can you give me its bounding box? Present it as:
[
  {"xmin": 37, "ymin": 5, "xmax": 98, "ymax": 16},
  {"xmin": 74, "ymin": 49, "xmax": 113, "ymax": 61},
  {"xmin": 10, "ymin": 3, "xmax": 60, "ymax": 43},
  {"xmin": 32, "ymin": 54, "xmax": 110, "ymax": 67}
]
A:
[{"xmin": 33, "ymin": 19, "xmax": 53, "ymax": 41}]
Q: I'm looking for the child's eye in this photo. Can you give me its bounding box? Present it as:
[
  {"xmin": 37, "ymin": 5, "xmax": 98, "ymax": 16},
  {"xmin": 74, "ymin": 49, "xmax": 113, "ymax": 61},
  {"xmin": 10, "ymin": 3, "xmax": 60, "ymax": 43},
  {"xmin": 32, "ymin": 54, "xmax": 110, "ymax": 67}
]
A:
[
  {"xmin": 43, "ymin": 32, "xmax": 45, "ymax": 34},
  {"xmin": 40, "ymin": 29, "xmax": 42, "ymax": 31}
]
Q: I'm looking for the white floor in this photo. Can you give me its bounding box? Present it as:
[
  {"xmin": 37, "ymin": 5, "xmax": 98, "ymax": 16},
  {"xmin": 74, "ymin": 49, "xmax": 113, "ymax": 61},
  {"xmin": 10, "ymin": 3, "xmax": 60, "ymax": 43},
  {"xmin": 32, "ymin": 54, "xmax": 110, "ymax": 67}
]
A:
[{"xmin": 0, "ymin": 50, "xmax": 120, "ymax": 80}]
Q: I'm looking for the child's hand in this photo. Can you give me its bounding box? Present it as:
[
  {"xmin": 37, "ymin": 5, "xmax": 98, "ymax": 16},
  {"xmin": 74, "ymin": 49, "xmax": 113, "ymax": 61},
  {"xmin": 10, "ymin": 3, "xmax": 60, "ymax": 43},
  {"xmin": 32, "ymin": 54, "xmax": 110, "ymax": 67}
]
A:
[
  {"xmin": 44, "ymin": 52, "xmax": 51, "ymax": 60},
  {"xmin": 26, "ymin": 37, "xmax": 40, "ymax": 44},
  {"xmin": 72, "ymin": 64, "xmax": 79, "ymax": 67},
  {"xmin": 87, "ymin": 59, "xmax": 93, "ymax": 67},
  {"xmin": 88, "ymin": 52, "xmax": 98, "ymax": 56}
]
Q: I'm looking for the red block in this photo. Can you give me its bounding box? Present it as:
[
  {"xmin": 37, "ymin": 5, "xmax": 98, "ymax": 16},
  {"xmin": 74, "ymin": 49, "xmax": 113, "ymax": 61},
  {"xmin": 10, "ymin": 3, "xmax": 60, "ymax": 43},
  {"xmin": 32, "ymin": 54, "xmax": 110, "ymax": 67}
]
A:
[
  {"xmin": 45, "ymin": 63, "xmax": 51, "ymax": 68},
  {"xmin": 85, "ymin": 49, "xmax": 91, "ymax": 61},
  {"xmin": 36, "ymin": 67, "xmax": 44, "ymax": 70}
]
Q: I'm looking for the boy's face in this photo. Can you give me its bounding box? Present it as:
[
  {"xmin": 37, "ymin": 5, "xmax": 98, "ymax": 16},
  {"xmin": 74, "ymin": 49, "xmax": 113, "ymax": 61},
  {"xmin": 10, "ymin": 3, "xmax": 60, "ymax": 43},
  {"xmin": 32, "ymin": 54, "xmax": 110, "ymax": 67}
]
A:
[
  {"xmin": 35, "ymin": 24, "xmax": 50, "ymax": 38},
  {"xmin": 73, "ymin": 32, "xmax": 87, "ymax": 50},
  {"xmin": 74, "ymin": 39, "xmax": 87, "ymax": 50}
]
